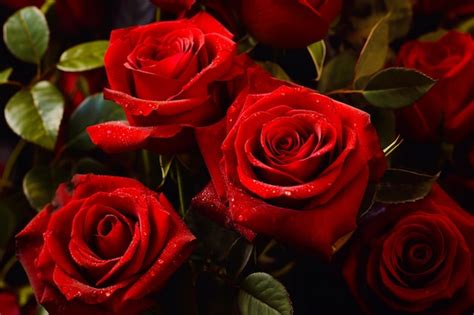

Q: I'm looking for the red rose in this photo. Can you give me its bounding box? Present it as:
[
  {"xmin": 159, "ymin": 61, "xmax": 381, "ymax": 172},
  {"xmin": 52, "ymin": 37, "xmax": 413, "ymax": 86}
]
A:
[
  {"xmin": 343, "ymin": 185, "xmax": 474, "ymax": 314},
  {"xmin": 396, "ymin": 31, "xmax": 474, "ymax": 143},
  {"xmin": 88, "ymin": 12, "xmax": 245, "ymax": 154},
  {"xmin": 16, "ymin": 174, "xmax": 196, "ymax": 315},
  {"xmin": 150, "ymin": 0, "xmax": 195, "ymax": 13},
  {"xmin": 192, "ymin": 73, "xmax": 386, "ymax": 258},
  {"xmin": 0, "ymin": 0, "xmax": 44, "ymax": 10},
  {"xmin": 0, "ymin": 291, "xmax": 20, "ymax": 315},
  {"xmin": 240, "ymin": 0, "xmax": 342, "ymax": 48}
]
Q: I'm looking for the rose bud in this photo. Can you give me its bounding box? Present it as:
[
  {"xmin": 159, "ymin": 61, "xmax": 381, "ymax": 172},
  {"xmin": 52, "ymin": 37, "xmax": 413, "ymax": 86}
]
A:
[
  {"xmin": 192, "ymin": 71, "xmax": 386, "ymax": 259},
  {"xmin": 240, "ymin": 0, "xmax": 342, "ymax": 48},
  {"xmin": 87, "ymin": 12, "xmax": 246, "ymax": 154},
  {"xmin": 342, "ymin": 185, "xmax": 474, "ymax": 314},
  {"xmin": 16, "ymin": 174, "xmax": 196, "ymax": 315},
  {"xmin": 396, "ymin": 31, "xmax": 474, "ymax": 143}
]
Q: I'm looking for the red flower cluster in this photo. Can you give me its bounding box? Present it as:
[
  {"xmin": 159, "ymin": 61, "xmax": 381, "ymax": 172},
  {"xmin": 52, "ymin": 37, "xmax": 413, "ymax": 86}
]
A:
[{"xmin": 5, "ymin": 1, "xmax": 472, "ymax": 315}]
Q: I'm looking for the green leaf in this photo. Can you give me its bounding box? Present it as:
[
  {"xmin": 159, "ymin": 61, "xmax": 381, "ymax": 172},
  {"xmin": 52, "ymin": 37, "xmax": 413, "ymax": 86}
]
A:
[
  {"xmin": 385, "ymin": 0, "xmax": 413, "ymax": 40},
  {"xmin": 57, "ymin": 40, "xmax": 109, "ymax": 72},
  {"xmin": 159, "ymin": 155, "xmax": 174, "ymax": 187},
  {"xmin": 318, "ymin": 52, "xmax": 357, "ymax": 93},
  {"xmin": 37, "ymin": 306, "xmax": 49, "ymax": 315},
  {"xmin": 362, "ymin": 67, "xmax": 436, "ymax": 109},
  {"xmin": 307, "ymin": 40, "xmax": 326, "ymax": 80},
  {"xmin": 40, "ymin": 0, "xmax": 55, "ymax": 13},
  {"xmin": 375, "ymin": 169, "xmax": 439, "ymax": 204},
  {"xmin": 354, "ymin": 14, "xmax": 390, "ymax": 89},
  {"xmin": 239, "ymin": 272, "xmax": 293, "ymax": 315},
  {"xmin": 238, "ymin": 35, "xmax": 258, "ymax": 54},
  {"xmin": 256, "ymin": 61, "xmax": 291, "ymax": 82},
  {"xmin": 419, "ymin": 29, "xmax": 447, "ymax": 42},
  {"xmin": 370, "ymin": 108, "xmax": 396, "ymax": 148},
  {"xmin": 5, "ymin": 81, "xmax": 64, "ymax": 150},
  {"xmin": 0, "ymin": 68, "xmax": 13, "ymax": 84},
  {"xmin": 66, "ymin": 93, "xmax": 125, "ymax": 150},
  {"xmin": 23, "ymin": 165, "xmax": 69, "ymax": 210},
  {"xmin": 457, "ymin": 18, "xmax": 474, "ymax": 35},
  {"xmin": 3, "ymin": 6, "xmax": 49, "ymax": 64}
]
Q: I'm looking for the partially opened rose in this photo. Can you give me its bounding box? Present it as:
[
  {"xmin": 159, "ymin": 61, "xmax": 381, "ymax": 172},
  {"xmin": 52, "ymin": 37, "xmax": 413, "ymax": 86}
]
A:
[
  {"xmin": 16, "ymin": 174, "xmax": 196, "ymax": 315},
  {"xmin": 343, "ymin": 185, "xmax": 474, "ymax": 314},
  {"xmin": 396, "ymin": 31, "xmax": 474, "ymax": 143},
  {"xmin": 240, "ymin": 0, "xmax": 342, "ymax": 48},
  {"xmin": 193, "ymin": 79, "xmax": 386, "ymax": 258},
  {"xmin": 88, "ymin": 12, "xmax": 245, "ymax": 154}
]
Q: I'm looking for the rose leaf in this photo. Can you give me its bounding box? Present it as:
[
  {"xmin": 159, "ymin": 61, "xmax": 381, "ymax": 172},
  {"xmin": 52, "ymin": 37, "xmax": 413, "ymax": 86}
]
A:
[
  {"xmin": 3, "ymin": 6, "xmax": 49, "ymax": 64},
  {"xmin": 375, "ymin": 168, "xmax": 439, "ymax": 204},
  {"xmin": 5, "ymin": 81, "xmax": 64, "ymax": 150},
  {"xmin": 23, "ymin": 165, "xmax": 70, "ymax": 210},
  {"xmin": 318, "ymin": 52, "xmax": 357, "ymax": 93},
  {"xmin": 57, "ymin": 40, "xmax": 109, "ymax": 72},
  {"xmin": 238, "ymin": 272, "xmax": 293, "ymax": 315},
  {"xmin": 354, "ymin": 14, "xmax": 390, "ymax": 89},
  {"xmin": 0, "ymin": 68, "xmax": 13, "ymax": 84},
  {"xmin": 362, "ymin": 67, "xmax": 436, "ymax": 109},
  {"xmin": 307, "ymin": 40, "xmax": 326, "ymax": 81}
]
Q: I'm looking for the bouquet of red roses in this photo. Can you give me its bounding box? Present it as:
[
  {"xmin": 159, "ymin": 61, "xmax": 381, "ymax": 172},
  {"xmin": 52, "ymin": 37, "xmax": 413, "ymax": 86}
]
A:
[{"xmin": 0, "ymin": 0, "xmax": 473, "ymax": 314}]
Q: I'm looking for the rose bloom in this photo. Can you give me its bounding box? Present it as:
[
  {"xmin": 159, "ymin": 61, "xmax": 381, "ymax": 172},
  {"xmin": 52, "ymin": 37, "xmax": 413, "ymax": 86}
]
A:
[
  {"xmin": 16, "ymin": 174, "xmax": 196, "ymax": 315},
  {"xmin": 396, "ymin": 31, "xmax": 474, "ymax": 143},
  {"xmin": 88, "ymin": 12, "xmax": 245, "ymax": 154},
  {"xmin": 343, "ymin": 185, "xmax": 474, "ymax": 314},
  {"xmin": 240, "ymin": 0, "xmax": 342, "ymax": 48},
  {"xmin": 192, "ymin": 71, "xmax": 386, "ymax": 258}
]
